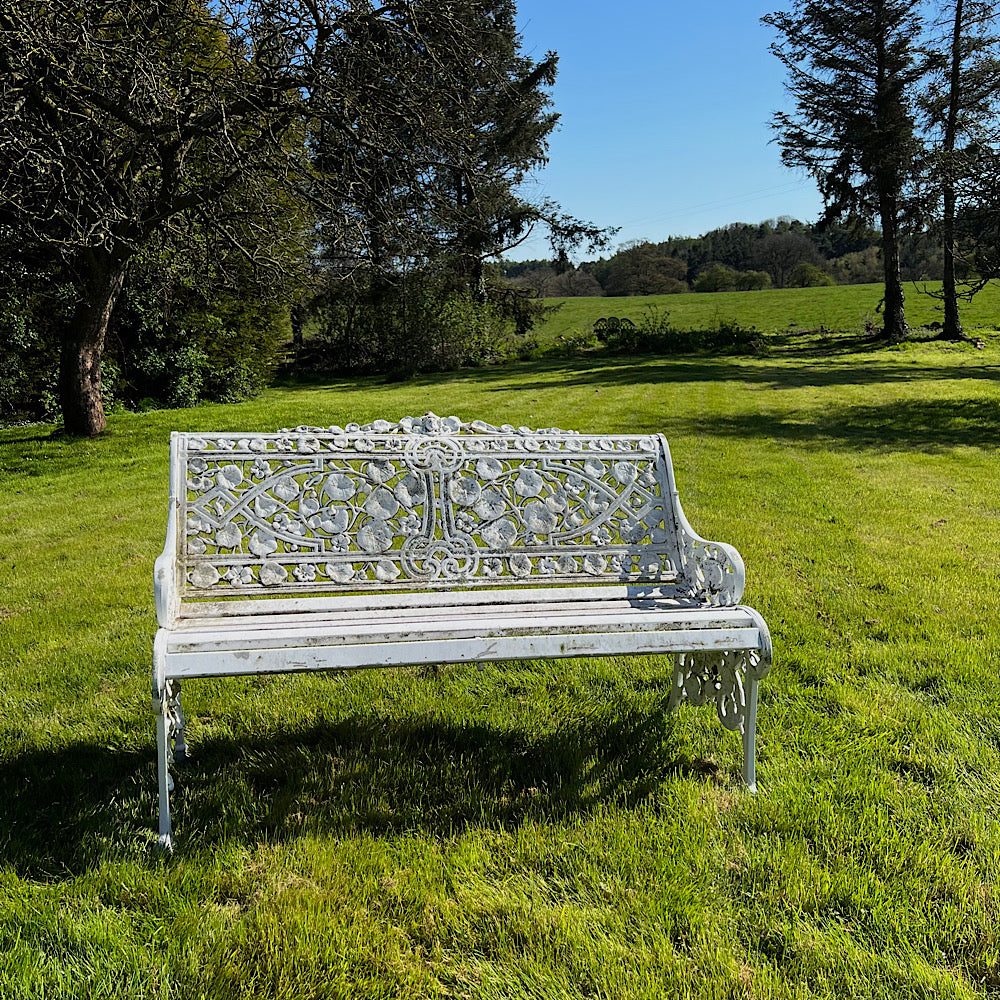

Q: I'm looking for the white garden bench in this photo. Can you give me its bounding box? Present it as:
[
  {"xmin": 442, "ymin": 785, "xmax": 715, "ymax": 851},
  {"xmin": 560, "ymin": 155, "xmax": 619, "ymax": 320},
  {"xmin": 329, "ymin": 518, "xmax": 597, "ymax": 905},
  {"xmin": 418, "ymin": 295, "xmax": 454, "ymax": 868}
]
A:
[{"xmin": 153, "ymin": 414, "xmax": 772, "ymax": 850}]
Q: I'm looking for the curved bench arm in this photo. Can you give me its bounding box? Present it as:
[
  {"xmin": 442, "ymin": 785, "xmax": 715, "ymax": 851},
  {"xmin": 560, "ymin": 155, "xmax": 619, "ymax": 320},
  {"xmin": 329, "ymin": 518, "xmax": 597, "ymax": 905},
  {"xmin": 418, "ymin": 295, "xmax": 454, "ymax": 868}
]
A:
[
  {"xmin": 657, "ymin": 436, "xmax": 745, "ymax": 607},
  {"xmin": 154, "ymin": 434, "xmax": 183, "ymax": 628},
  {"xmin": 675, "ymin": 519, "xmax": 746, "ymax": 606}
]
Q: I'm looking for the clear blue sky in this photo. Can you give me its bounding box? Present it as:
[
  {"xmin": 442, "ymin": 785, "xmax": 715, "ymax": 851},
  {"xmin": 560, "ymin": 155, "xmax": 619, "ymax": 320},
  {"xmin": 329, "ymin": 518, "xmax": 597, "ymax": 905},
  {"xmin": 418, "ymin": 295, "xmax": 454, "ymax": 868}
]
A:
[{"xmin": 510, "ymin": 0, "xmax": 824, "ymax": 260}]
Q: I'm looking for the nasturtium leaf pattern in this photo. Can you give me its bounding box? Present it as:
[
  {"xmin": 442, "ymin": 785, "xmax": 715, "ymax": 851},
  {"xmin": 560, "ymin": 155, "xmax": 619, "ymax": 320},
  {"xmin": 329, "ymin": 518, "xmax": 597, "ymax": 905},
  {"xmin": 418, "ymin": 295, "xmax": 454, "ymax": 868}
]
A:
[{"xmin": 178, "ymin": 414, "xmax": 736, "ymax": 598}]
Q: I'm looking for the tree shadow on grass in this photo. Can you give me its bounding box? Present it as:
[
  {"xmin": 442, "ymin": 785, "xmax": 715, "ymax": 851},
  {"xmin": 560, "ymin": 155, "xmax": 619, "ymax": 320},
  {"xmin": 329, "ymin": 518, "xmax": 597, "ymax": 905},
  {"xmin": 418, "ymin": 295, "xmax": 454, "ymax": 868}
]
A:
[
  {"xmin": 460, "ymin": 354, "xmax": 1000, "ymax": 395},
  {"xmin": 267, "ymin": 330, "xmax": 998, "ymax": 398},
  {"xmin": 269, "ymin": 352, "xmax": 1000, "ymax": 399},
  {"xmin": 666, "ymin": 397, "xmax": 1000, "ymax": 452},
  {"xmin": 0, "ymin": 703, "xmax": 728, "ymax": 876}
]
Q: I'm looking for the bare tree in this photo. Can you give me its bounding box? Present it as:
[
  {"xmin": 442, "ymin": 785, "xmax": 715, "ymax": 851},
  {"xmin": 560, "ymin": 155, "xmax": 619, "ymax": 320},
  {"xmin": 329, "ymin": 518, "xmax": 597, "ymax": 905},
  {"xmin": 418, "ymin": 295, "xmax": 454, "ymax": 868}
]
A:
[
  {"xmin": 750, "ymin": 231, "xmax": 823, "ymax": 288},
  {"xmin": 542, "ymin": 268, "xmax": 604, "ymax": 297}
]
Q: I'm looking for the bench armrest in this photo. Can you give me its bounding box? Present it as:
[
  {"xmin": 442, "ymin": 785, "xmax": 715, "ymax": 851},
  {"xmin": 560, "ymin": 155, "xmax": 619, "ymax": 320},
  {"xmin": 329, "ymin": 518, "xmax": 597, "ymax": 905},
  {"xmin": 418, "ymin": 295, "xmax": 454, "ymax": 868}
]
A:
[
  {"xmin": 154, "ymin": 547, "xmax": 179, "ymax": 628},
  {"xmin": 675, "ymin": 517, "xmax": 746, "ymax": 606}
]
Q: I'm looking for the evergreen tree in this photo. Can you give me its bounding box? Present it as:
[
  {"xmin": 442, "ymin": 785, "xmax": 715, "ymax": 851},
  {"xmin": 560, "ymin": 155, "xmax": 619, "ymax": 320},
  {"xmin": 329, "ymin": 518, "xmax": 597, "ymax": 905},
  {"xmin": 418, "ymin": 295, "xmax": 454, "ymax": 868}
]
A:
[
  {"xmin": 763, "ymin": 0, "xmax": 926, "ymax": 342},
  {"xmin": 920, "ymin": 0, "xmax": 1000, "ymax": 341}
]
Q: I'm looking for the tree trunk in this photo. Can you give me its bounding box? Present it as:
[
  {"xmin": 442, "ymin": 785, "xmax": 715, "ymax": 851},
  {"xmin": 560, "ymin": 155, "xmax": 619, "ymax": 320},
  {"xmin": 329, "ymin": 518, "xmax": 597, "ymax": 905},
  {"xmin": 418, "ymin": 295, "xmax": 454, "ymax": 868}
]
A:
[
  {"xmin": 59, "ymin": 259, "xmax": 126, "ymax": 437},
  {"xmin": 941, "ymin": 186, "xmax": 963, "ymax": 340},
  {"xmin": 879, "ymin": 189, "xmax": 909, "ymax": 344},
  {"xmin": 290, "ymin": 301, "xmax": 305, "ymax": 349},
  {"xmin": 940, "ymin": 0, "xmax": 965, "ymax": 341}
]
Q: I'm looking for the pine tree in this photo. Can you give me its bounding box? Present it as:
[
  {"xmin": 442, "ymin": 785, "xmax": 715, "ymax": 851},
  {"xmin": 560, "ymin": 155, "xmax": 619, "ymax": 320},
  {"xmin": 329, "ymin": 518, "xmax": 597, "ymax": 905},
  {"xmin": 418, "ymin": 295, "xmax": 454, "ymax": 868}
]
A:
[
  {"xmin": 920, "ymin": 0, "xmax": 1000, "ymax": 341},
  {"xmin": 763, "ymin": 0, "xmax": 926, "ymax": 342}
]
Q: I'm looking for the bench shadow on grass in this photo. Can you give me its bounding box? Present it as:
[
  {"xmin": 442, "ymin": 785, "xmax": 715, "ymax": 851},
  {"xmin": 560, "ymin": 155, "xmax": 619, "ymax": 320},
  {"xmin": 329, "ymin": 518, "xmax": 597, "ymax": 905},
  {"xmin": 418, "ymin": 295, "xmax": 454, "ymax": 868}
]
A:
[{"xmin": 0, "ymin": 703, "xmax": 726, "ymax": 876}]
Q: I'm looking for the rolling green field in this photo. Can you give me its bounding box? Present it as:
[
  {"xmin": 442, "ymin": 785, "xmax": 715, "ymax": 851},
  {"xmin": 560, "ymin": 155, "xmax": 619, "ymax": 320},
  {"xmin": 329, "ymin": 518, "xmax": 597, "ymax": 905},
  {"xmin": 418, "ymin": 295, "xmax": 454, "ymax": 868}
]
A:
[
  {"xmin": 2, "ymin": 328, "xmax": 999, "ymax": 998},
  {"xmin": 533, "ymin": 281, "xmax": 1000, "ymax": 343}
]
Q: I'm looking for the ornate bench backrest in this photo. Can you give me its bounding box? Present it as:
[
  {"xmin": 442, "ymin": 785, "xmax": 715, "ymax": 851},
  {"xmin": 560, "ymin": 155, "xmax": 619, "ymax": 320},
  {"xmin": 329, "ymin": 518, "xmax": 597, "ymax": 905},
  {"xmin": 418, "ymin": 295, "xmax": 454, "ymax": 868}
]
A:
[{"xmin": 165, "ymin": 414, "xmax": 714, "ymax": 607}]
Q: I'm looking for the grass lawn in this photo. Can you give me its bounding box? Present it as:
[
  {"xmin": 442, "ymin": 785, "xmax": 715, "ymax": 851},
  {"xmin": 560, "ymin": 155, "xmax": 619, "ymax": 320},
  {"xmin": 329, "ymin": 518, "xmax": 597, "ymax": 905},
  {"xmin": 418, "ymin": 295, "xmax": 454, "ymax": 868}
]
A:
[
  {"xmin": 1, "ymin": 330, "xmax": 999, "ymax": 998},
  {"xmin": 533, "ymin": 281, "xmax": 1000, "ymax": 344}
]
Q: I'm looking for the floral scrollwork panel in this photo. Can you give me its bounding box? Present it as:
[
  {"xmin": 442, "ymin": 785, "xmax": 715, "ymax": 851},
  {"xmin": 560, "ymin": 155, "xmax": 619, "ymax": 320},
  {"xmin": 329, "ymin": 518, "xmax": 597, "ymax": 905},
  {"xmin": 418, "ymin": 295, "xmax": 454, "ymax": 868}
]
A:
[
  {"xmin": 667, "ymin": 650, "xmax": 769, "ymax": 732},
  {"xmin": 677, "ymin": 536, "xmax": 743, "ymax": 606},
  {"xmin": 180, "ymin": 415, "xmax": 688, "ymax": 593},
  {"xmin": 161, "ymin": 679, "xmax": 186, "ymax": 780}
]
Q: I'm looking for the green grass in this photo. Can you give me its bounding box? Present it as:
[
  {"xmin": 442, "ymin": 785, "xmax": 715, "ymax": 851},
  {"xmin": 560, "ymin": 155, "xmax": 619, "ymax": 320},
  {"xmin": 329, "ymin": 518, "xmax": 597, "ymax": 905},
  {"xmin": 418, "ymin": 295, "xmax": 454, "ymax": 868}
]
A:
[
  {"xmin": 2, "ymin": 330, "xmax": 1000, "ymax": 998},
  {"xmin": 534, "ymin": 281, "xmax": 1000, "ymax": 344}
]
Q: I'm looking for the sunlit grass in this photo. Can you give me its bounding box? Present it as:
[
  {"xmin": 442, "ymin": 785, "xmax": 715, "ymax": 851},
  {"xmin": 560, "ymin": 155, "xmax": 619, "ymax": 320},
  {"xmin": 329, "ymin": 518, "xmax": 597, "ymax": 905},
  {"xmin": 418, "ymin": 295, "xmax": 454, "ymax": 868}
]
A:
[
  {"xmin": 534, "ymin": 280, "xmax": 1000, "ymax": 343},
  {"xmin": 1, "ymin": 329, "xmax": 999, "ymax": 998}
]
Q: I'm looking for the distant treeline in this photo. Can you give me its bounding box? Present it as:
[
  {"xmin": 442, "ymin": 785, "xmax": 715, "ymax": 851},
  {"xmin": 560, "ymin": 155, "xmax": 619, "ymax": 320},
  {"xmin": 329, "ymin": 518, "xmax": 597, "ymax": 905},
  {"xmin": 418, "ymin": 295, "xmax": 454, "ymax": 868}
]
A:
[{"xmin": 503, "ymin": 217, "xmax": 947, "ymax": 296}]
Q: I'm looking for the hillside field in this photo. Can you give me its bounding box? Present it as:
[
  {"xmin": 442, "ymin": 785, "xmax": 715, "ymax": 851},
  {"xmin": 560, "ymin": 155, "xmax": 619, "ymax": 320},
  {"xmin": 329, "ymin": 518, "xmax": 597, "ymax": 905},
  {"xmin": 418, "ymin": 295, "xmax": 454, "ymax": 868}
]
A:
[
  {"xmin": 533, "ymin": 281, "xmax": 1000, "ymax": 343},
  {"xmin": 1, "ymin": 329, "xmax": 999, "ymax": 998}
]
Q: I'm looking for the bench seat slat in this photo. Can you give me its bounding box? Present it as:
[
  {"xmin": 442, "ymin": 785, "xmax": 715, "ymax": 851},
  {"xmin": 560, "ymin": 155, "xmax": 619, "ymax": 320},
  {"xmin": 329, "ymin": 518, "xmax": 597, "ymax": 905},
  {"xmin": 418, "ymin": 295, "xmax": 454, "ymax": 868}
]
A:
[
  {"xmin": 164, "ymin": 627, "xmax": 764, "ymax": 679},
  {"xmin": 165, "ymin": 605, "xmax": 760, "ymax": 654},
  {"xmin": 169, "ymin": 596, "xmax": 721, "ymax": 632},
  {"xmin": 177, "ymin": 584, "xmax": 684, "ymax": 619}
]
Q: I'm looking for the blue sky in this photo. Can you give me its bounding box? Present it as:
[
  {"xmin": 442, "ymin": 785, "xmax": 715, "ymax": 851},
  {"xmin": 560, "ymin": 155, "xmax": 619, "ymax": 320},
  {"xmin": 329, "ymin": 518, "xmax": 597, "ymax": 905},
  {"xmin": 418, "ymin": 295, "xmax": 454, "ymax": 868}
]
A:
[{"xmin": 510, "ymin": 0, "xmax": 824, "ymax": 260}]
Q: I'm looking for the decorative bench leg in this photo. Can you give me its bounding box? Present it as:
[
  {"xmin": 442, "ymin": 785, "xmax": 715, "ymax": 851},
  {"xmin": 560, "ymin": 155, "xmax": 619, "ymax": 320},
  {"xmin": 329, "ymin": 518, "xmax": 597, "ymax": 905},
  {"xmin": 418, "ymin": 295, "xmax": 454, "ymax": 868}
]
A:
[
  {"xmin": 166, "ymin": 679, "xmax": 187, "ymax": 763},
  {"xmin": 155, "ymin": 697, "xmax": 174, "ymax": 853},
  {"xmin": 741, "ymin": 677, "xmax": 759, "ymax": 793},
  {"xmin": 669, "ymin": 649, "xmax": 766, "ymax": 792},
  {"xmin": 153, "ymin": 679, "xmax": 185, "ymax": 853}
]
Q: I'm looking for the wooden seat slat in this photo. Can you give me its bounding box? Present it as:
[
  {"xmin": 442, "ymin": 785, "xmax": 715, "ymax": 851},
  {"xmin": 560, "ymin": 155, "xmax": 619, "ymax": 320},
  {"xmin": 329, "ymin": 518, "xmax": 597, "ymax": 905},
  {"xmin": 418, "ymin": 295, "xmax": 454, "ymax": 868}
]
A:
[
  {"xmin": 178, "ymin": 583, "xmax": 687, "ymax": 619},
  {"xmin": 166, "ymin": 606, "xmax": 761, "ymax": 652},
  {"xmin": 167, "ymin": 597, "xmax": 737, "ymax": 633},
  {"xmin": 163, "ymin": 628, "xmax": 765, "ymax": 679}
]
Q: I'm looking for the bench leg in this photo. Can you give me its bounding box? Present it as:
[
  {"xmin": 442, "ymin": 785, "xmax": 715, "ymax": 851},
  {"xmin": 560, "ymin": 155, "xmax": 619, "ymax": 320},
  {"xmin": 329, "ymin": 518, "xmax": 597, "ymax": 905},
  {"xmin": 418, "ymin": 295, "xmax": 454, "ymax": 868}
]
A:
[
  {"xmin": 153, "ymin": 678, "xmax": 186, "ymax": 853},
  {"xmin": 741, "ymin": 677, "xmax": 759, "ymax": 793},
  {"xmin": 154, "ymin": 695, "xmax": 174, "ymax": 853}
]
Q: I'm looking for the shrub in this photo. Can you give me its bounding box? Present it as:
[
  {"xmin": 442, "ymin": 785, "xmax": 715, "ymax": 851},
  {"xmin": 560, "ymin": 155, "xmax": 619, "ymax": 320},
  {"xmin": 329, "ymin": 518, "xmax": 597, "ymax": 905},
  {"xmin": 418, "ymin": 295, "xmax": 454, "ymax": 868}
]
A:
[
  {"xmin": 302, "ymin": 269, "xmax": 526, "ymax": 376},
  {"xmin": 110, "ymin": 277, "xmax": 288, "ymax": 409},
  {"xmin": 0, "ymin": 272, "xmax": 71, "ymax": 424},
  {"xmin": 1, "ymin": 257, "xmax": 289, "ymax": 423},
  {"xmin": 693, "ymin": 263, "xmax": 738, "ymax": 293},
  {"xmin": 694, "ymin": 264, "xmax": 774, "ymax": 293},
  {"xmin": 597, "ymin": 305, "xmax": 764, "ymax": 355},
  {"xmin": 789, "ymin": 262, "xmax": 835, "ymax": 287},
  {"xmin": 733, "ymin": 269, "xmax": 772, "ymax": 291}
]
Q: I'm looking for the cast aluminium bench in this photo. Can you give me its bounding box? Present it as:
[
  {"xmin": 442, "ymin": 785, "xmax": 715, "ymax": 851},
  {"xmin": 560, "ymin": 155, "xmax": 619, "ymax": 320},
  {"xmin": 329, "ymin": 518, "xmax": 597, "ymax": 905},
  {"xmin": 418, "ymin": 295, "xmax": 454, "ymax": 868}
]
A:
[{"xmin": 152, "ymin": 414, "xmax": 772, "ymax": 850}]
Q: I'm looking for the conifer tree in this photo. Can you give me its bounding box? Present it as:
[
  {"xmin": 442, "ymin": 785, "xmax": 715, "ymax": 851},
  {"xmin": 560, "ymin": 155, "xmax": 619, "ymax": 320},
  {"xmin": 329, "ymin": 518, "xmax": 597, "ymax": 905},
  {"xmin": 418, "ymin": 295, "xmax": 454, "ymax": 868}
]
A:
[
  {"xmin": 920, "ymin": 0, "xmax": 1000, "ymax": 341},
  {"xmin": 763, "ymin": 0, "xmax": 926, "ymax": 342}
]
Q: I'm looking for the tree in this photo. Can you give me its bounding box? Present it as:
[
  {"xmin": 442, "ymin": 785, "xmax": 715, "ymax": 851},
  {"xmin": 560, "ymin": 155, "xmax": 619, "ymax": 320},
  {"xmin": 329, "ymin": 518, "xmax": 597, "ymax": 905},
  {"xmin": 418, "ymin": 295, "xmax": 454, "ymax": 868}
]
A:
[
  {"xmin": 693, "ymin": 263, "xmax": 738, "ymax": 293},
  {"xmin": 828, "ymin": 247, "xmax": 885, "ymax": 284},
  {"xmin": 424, "ymin": 1, "xmax": 559, "ymax": 295},
  {"xmin": 541, "ymin": 268, "xmax": 604, "ymax": 297},
  {"xmin": 733, "ymin": 270, "xmax": 773, "ymax": 291},
  {"xmin": 604, "ymin": 242, "xmax": 688, "ymax": 296},
  {"xmin": 919, "ymin": 0, "xmax": 1000, "ymax": 340},
  {"xmin": 789, "ymin": 261, "xmax": 835, "ymax": 286},
  {"xmin": 750, "ymin": 231, "xmax": 824, "ymax": 287},
  {"xmin": 763, "ymin": 0, "xmax": 926, "ymax": 342},
  {"xmin": 0, "ymin": 1, "xmax": 526, "ymax": 435},
  {"xmin": 313, "ymin": 0, "xmax": 611, "ymax": 304}
]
